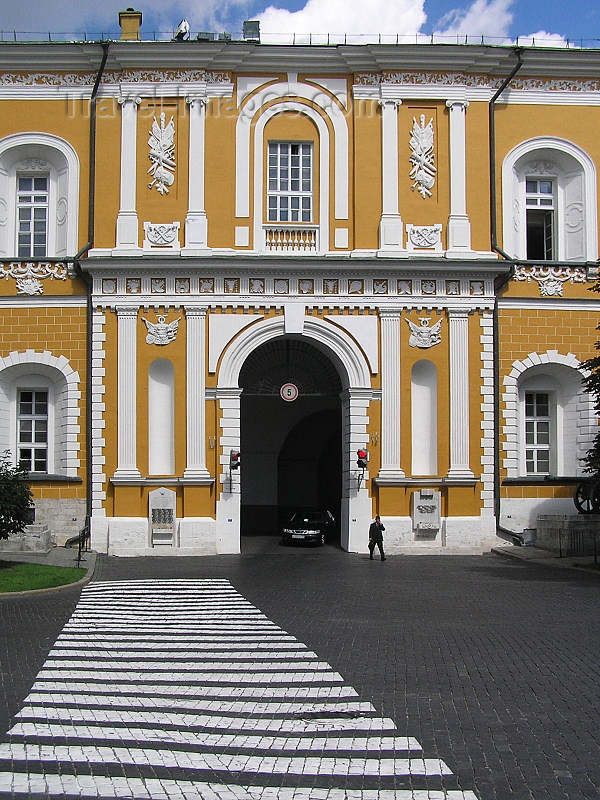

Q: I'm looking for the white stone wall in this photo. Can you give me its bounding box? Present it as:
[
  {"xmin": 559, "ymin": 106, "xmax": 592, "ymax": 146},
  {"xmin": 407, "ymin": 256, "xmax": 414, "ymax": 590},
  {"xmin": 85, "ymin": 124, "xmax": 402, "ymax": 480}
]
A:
[{"xmin": 33, "ymin": 497, "xmax": 87, "ymax": 546}]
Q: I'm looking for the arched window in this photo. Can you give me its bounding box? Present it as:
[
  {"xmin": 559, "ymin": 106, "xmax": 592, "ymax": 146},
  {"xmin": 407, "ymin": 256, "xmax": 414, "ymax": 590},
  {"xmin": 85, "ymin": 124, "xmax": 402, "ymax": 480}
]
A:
[
  {"xmin": 502, "ymin": 137, "xmax": 597, "ymax": 262},
  {"xmin": 503, "ymin": 354, "xmax": 596, "ymax": 478},
  {"xmin": 0, "ymin": 353, "xmax": 81, "ymax": 477},
  {"xmin": 411, "ymin": 360, "xmax": 438, "ymax": 476},
  {"xmin": 0, "ymin": 133, "xmax": 80, "ymax": 258}
]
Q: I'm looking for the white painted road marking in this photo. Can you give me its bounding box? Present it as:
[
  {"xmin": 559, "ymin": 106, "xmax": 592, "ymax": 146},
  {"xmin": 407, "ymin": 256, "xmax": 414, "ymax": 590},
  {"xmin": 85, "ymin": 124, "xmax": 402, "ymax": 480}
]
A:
[{"xmin": 0, "ymin": 578, "xmax": 480, "ymax": 799}]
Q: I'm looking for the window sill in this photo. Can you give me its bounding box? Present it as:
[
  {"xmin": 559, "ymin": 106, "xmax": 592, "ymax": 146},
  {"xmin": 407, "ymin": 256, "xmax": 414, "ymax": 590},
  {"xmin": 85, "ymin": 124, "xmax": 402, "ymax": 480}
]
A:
[
  {"xmin": 24, "ymin": 473, "xmax": 83, "ymax": 483},
  {"xmin": 503, "ymin": 476, "xmax": 582, "ymax": 486}
]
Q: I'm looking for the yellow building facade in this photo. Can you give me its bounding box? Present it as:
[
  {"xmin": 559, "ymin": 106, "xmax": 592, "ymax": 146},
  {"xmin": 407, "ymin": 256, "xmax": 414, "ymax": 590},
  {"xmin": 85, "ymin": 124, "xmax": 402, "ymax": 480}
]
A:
[{"xmin": 0, "ymin": 11, "xmax": 598, "ymax": 555}]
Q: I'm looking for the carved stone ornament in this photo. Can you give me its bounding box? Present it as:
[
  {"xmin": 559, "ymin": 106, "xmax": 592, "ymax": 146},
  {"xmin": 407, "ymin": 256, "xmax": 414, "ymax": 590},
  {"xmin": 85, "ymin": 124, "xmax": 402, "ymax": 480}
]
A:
[
  {"xmin": 143, "ymin": 222, "xmax": 180, "ymax": 251},
  {"xmin": 514, "ymin": 265, "xmax": 587, "ymax": 297},
  {"xmin": 409, "ymin": 115, "xmax": 436, "ymax": 198},
  {"xmin": 406, "ymin": 317, "xmax": 442, "ymax": 348},
  {"xmin": 148, "ymin": 113, "xmax": 176, "ymax": 195},
  {"xmin": 142, "ymin": 314, "xmax": 181, "ymax": 345},
  {"xmin": 406, "ymin": 224, "xmax": 442, "ymax": 251},
  {"xmin": 0, "ymin": 261, "xmax": 69, "ymax": 295}
]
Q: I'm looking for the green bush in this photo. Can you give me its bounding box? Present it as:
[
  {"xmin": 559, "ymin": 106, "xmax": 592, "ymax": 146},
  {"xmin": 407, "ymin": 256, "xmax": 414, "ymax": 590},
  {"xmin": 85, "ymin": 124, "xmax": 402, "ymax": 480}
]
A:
[{"xmin": 0, "ymin": 451, "xmax": 34, "ymax": 540}]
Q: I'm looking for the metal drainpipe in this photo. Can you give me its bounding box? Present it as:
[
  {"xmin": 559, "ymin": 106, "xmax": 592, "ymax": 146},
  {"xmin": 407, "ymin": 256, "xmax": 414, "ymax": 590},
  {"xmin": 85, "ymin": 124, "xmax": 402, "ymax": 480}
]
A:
[
  {"xmin": 73, "ymin": 41, "xmax": 110, "ymax": 533},
  {"xmin": 490, "ymin": 48, "xmax": 524, "ymax": 542}
]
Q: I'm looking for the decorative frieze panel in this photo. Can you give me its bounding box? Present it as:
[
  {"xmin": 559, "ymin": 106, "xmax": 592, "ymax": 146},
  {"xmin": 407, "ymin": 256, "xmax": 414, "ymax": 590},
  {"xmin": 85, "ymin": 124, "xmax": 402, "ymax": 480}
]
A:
[
  {"xmin": 514, "ymin": 264, "xmax": 587, "ymax": 296},
  {"xmin": 0, "ymin": 69, "xmax": 232, "ymax": 87},
  {"xmin": 355, "ymin": 72, "xmax": 600, "ymax": 93},
  {"xmin": 0, "ymin": 261, "xmax": 70, "ymax": 295},
  {"xmin": 95, "ymin": 274, "xmax": 496, "ymax": 301}
]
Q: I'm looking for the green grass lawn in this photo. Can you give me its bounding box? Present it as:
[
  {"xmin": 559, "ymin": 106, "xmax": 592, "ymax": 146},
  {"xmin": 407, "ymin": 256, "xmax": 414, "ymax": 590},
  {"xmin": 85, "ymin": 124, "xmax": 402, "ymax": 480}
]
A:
[{"xmin": 0, "ymin": 560, "xmax": 86, "ymax": 593}]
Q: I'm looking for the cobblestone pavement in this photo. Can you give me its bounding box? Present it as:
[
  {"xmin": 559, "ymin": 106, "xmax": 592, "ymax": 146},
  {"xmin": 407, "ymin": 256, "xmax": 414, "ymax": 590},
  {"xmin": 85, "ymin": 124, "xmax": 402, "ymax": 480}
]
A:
[{"xmin": 0, "ymin": 542, "xmax": 599, "ymax": 799}]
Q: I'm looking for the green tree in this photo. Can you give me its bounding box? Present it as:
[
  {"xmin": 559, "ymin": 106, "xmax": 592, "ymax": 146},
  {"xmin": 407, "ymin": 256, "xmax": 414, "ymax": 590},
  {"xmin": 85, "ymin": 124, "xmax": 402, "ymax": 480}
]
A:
[
  {"xmin": 0, "ymin": 451, "xmax": 34, "ymax": 539},
  {"xmin": 581, "ymin": 282, "xmax": 600, "ymax": 474}
]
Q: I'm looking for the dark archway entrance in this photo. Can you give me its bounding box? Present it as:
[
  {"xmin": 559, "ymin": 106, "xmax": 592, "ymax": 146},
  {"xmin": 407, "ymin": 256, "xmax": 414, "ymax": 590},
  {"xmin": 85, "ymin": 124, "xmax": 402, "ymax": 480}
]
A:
[{"xmin": 239, "ymin": 337, "xmax": 343, "ymax": 540}]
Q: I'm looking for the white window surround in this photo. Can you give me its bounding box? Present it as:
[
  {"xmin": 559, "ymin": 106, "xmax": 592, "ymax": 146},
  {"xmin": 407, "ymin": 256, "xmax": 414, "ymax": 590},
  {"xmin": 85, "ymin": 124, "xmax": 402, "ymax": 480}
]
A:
[
  {"xmin": 0, "ymin": 351, "xmax": 81, "ymax": 477},
  {"xmin": 0, "ymin": 132, "xmax": 80, "ymax": 259},
  {"xmin": 502, "ymin": 137, "xmax": 597, "ymax": 262},
  {"xmin": 253, "ymin": 103, "xmax": 330, "ymax": 253},
  {"xmin": 502, "ymin": 352, "xmax": 595, "ymax": 478},
  {"xmin": 236, "ymin": 81, "xmax": 348, "ymax": 220}
]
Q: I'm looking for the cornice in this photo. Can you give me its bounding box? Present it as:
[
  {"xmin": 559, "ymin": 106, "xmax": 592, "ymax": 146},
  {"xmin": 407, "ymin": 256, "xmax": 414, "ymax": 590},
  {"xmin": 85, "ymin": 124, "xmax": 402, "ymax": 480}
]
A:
[{"xmin": 0, "ymin": 41, "xmax": 599, "ymax": 81}]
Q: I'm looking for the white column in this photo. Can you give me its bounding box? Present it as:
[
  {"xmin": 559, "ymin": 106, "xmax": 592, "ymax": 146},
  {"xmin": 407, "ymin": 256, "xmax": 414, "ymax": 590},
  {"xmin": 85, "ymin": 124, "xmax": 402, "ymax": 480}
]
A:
[
  {"xmin": 183, "ymin": 306, "xmax": 211, "ymax": 481},
  {"xmin": 113, "ymin": 306, "xmax": 142, "ymax": 480},
  {"xmin": 447, "ymin": 308, "xmax": 474, "ymax": 479},
  {"xmin": 378, "ymin": 91, "xmax": 405, "ymax": 253},
  {"xmin": 378, "ymin": 309, "xmax": 405, "ymax": 480},
  {"xmin": 183, "ymin": 96, "xmax": 210, "ymax": 253},
  {"xmin": 115, "ymin": 96, "xmax": 141, "ymax": 252},
  {"xmin": 446, "ymin": 99, "xmax": 473, "ymax": 256}
]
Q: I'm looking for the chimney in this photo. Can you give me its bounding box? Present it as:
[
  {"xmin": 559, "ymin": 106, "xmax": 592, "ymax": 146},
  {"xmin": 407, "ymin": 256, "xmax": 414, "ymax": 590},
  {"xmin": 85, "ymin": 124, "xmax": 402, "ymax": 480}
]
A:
[{"xmin": 119, "ymin": 7, "xmax": 143, "ymax": 40}]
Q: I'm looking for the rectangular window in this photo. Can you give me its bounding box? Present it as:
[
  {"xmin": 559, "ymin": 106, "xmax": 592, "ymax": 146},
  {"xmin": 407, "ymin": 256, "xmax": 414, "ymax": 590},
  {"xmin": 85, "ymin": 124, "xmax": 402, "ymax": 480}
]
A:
[
  {"xmin": 18, "ymin": 389, "xmax": 48, "ymax": 473},
  {"xmin": 525, "ymin": 391, "xmax": 551, "ymax": 475},
  {"xmin": 525, "ymin": 179, "xmax": 554, "ymax": 260},
  {"xmin": 17, "ymin": 175, "xmax": 48, "ymax": 258},
  {"xmin": 267, "ymin": 142, "xmax": 312, "ymax": 223}
]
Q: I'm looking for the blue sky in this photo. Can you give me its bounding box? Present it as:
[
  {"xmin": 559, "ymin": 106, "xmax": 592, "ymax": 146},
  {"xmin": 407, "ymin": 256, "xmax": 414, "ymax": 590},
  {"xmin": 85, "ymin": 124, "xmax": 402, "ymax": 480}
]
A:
[{"xmin": 0, "ymin": 0, "xmax": 597, "ymax": 46}]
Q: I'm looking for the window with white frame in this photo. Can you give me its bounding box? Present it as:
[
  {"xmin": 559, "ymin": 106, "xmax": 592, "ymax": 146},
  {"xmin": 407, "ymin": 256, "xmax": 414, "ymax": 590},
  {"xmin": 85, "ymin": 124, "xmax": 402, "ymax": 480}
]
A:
[
  {"xmin": 525, "ymin": 178, "xmax": 555, "ymax": 260},
  {"xmin": 524, "ymin": 391, "xmax": 552, "ymax": 475},
  {"xmin": 0, "ymin": 134, "xmax": 80, "ymax": 259},
  {"xmin": 17, "ymin": 389, "xmax": 49, "ymax": 473},
  {"xmin": 0, "ymin": 359, "xmax": 82, "ymax": 478},
  {"xmin": 267, "ymin": 142, "xmax": 313, "ymax": 223},
  {"xmin": 17, "ymin": 175, "xmax": 49, "ymax": 258},
  {"xmin": 502, "ymin": 139, "xmax": 598, "ymax": 263}
]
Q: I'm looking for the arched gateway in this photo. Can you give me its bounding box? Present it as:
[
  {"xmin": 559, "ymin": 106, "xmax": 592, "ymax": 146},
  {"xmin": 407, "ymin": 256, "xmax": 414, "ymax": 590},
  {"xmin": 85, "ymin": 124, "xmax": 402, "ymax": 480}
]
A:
[{"xmin": 215, "ymin": 314, "xmax": 375, "ymax": 554}]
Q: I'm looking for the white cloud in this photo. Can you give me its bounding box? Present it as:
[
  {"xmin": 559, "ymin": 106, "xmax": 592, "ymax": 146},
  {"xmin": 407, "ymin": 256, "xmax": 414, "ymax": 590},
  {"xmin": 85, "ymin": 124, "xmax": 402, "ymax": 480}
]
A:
[
  {"xmin": 514, "ymin": 30, "xmax": 570, "ymax": 48},
  {"xmin": 434, "ymin": 0, "xmax": 513, "ymax": 39},
  {"xmin": 256, "ymin": 0, "xmax": 427, "ymax": 44}
]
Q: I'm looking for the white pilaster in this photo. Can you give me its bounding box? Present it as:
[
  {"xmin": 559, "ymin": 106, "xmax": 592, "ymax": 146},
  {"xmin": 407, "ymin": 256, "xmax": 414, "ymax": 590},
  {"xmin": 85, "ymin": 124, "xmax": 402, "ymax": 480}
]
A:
[
  {"xmin": 113, "ymin": 306, "xmax": 142, "ymax": 480},
  {"xmin": 341, "ymin": 388, "xmax": 376, "ymax": 553},
  {"xmin": 215, "ymin": 387, "xmax": 242, "ymax": 554},
  {"xmin": 183, "ymin": 96, "xmax": 210, "ymax": 254},
  {"xmin": 183, "ymin": 306, "xmax": 211, "ymax": 481},
  {"xmin": 446, "ymin": 100, "xmax": 474, "ymax": 256},
  {"xmin": 447, "ymin": 308, "xmax": 474, "ymax": 479},
  {"xmin": 115, "ymin": 97, "xmax": 141, "ymax": 252},
  {"xmin": 378, "ymin": 92, "xmax": 405, "ymax": 254},
  {"xmin": 378, "ymin": 309, "xmax": 405, "ymax": 480}
]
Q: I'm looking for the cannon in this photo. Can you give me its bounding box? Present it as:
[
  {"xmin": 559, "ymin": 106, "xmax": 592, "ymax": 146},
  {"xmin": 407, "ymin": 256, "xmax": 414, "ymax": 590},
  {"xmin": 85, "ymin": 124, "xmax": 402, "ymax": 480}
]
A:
[{"xmin": 573, "ymin": 476, "xmax": 600, "ymax": 514}]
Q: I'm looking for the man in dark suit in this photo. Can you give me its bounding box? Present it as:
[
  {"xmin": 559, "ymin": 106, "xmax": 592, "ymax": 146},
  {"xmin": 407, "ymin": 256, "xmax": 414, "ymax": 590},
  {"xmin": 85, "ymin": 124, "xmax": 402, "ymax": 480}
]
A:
[{"xmin": 368, "ymin": 515, "xmax": 386, "ymax": 561}]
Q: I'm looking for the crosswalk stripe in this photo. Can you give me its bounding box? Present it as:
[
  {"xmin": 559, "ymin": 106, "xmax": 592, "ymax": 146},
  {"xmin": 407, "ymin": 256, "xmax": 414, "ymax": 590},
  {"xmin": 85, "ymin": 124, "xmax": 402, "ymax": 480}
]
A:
[
  {"xmin": 0, "ymin": 772, "xmax": 481, "ymax": 798},
  {"xmin": 34, "ymin": 669, "xmax": 345, "ymax": 682},
  {"xmin": 8, "ymin": 724, "xmax": 422, "ymax": 752},
  {"xmin": 0, "ymin": 744, "xmax": 453, "ymax": 776},
  {"xmin": 27, "ymin": 682, "xmax": 360, "ymax": 699},
  {"xmin": 0, "ymin": 578, "xmax": 480, "ymax": 799},
  {"xmin": 23, "ymin": 694, "xmax": 375, "ymax": 715},
  {"xmin": 16, "ymin": 706, "xmax": 398, "ymax": 732}
]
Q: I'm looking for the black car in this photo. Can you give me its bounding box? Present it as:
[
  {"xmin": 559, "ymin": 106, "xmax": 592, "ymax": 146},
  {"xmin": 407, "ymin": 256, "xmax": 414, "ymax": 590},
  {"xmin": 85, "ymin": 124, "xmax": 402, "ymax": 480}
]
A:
[{"xmin": 281, "ymin": 509, "xmax": 336, "ymax": 546}]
